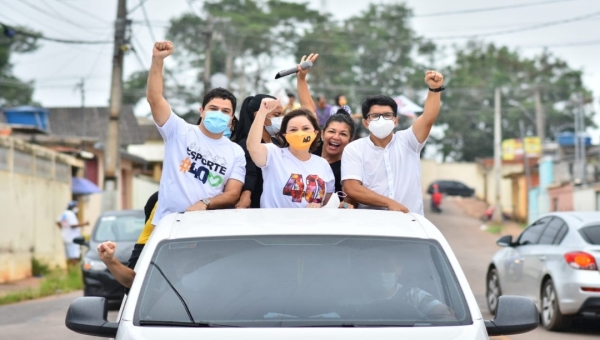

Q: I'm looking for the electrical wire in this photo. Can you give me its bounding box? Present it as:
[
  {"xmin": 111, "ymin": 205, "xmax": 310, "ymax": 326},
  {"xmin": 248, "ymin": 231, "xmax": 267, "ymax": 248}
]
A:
[
  {"xmin": 430, "ymin": 10, "xmax": 600, "ymax": 40},
  {"xmin": 41, "ymin": 0, "xmax": 111, "ymax": 32},
  {"xmin": 415, "ymin": 0, "xmax": 580, "ymax": 18},
  {"xmin": 53, "ymin": 0, "xmax": 111, "ymax": 24}
]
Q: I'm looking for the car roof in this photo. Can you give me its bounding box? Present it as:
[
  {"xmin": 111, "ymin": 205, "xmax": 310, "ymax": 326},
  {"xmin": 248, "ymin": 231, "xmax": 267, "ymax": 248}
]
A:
[
  {"xmin": 157, "ymin": 209, "xmax": 437, "ymax": 241},
  {"xmin": 98, "ymin": 209, "xmax": 144, "ymax": 217},
  {"xmin": 542, "ymin": 211, "xmax": 600, "ymax": 229}
]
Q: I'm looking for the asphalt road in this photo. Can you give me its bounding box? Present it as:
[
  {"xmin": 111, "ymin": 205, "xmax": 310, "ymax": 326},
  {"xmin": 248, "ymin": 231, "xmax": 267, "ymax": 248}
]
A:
[
  {"xmin": 0, "ymin": 198, "xmax": 598, "ymax": 339},
  {"xmin": 425, "ymin": 197, "xmax": 600, "ymax": 340}
]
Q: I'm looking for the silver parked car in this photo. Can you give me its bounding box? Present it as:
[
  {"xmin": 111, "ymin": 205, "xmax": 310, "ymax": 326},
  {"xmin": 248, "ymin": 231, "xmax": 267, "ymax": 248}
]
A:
[{"xmin": 486, "ymin": 212, "xmax": 600, "ymax": 331}]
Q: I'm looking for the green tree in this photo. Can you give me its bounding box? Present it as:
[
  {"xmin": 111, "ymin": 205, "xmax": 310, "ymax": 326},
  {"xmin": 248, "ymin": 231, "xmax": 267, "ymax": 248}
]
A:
[
  {"xmin": 166, "ymin": 0, "xmax": 323, "ymax": 103},
  {"xmin": 296, "ymin": 3, "xmax": 436, "ymax": 109},
  {"xmin": 436, "ymin": 42, "xmax": 594, "ymax": 162},
  {"xmin": 0, "ymin": 25, "xmax": 39, "ymax": 106}
]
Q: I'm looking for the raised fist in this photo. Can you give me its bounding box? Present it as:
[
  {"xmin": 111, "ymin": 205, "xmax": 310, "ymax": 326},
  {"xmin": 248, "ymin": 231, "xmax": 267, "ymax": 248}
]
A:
[
  {"xmin": 258, "ymin": 98, "xmax": 280, "ymax": 115},
  {"xmin": 425, "ymin": 70, "xmax": 444, "ymax": 89},
  {"xmin": 153, "ymin": 41, "xmax": 174, "ymax": 59},
  {"xmin": 97, "ymin": 241, "xmax": 117, "ymax": 262}
]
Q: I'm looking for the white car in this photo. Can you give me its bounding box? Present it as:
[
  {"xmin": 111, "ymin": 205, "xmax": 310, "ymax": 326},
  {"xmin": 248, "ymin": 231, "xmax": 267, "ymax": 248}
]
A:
[
  {"xmin": 486, "ymin": 211, "xmax": 600, "ymax": 331},
  {"xmin": 66, "ymin": 209, "xmax": 537, "ymax": 339}
]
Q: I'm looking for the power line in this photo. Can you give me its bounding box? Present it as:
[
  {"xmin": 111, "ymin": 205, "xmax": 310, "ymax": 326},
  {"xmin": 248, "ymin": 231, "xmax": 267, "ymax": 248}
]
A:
[
  {"xmin": 53, "ymin": 0, "xmax": 111, "ymax": 24},
  {"xmin": 139, "ymin": 0, "xmax": 156, "ymax": 41},
  {"xmin": 430, "ymin": 10, "xmax": 600, "ymax": 40},
  {"xmin": 128, "ymin": 0, "xmax": 150, "ymax": 15},
  {"xmin": 415, "ymin": 0, "xmax": 580, "ymax": 18},
  {"xmin": 0, "ymin": 21, "xmax": 113, "ymax": 44},
  {"xmin": 32, "ymin": 0, "xmax": 111, "ymax": 33}
]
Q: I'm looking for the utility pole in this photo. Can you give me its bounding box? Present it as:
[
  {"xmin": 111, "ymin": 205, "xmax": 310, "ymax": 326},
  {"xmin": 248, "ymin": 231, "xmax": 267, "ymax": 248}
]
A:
[
  {"xmin": 75, "ymin": 78, "xmax": 86, "ymax": 149},
  {"xmin": 520, "ymin": 120, "xmax": 532, "ymax": 191},
  {"xmin": 579, "ymin": 93, "xmax": 587, "ymax": 185},
  {"xmin": 493, "ymin": 88, "xmax": 503, "ymax": 223},
  {"xmin": 203, "ymin": 21, "xmax": 213, "ymax": 96},
  {"xmin": 103, "ymin": 0, "xmax": 128, "ymax": 211},
  {"xmin": 534, "ymin": 88, "xmax": 545, "ymax": 144}
]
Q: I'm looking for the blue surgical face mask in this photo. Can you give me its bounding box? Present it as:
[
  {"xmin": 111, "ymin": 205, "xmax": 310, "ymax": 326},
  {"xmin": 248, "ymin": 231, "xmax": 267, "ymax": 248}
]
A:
[
  {"xmin": 223, "ymin": 127, "xmax": 232, "ymax": 139},
  {"xmin": 203, "ymin": 111, "xmax": 231, "ymax": 134}
]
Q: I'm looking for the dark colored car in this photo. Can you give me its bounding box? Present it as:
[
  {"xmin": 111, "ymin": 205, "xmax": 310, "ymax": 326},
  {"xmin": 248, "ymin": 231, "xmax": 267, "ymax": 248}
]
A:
[
  {"xmin": 427, "ymin": 180, "xmax": 475, "ymax": 197},
  {"xmin": 74, "ymin": 210, "xmax": 144, "ymax": 301}
]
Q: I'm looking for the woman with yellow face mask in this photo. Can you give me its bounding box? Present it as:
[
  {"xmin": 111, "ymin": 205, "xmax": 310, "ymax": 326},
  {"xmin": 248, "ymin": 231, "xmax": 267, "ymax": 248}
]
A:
[{"xmin": 246, "ymin": 62, "xmax": 335, "ymax": 208}]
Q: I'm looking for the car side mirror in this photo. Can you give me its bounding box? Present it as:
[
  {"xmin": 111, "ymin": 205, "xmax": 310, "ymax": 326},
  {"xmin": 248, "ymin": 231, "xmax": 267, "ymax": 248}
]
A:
[
  {"xmin": 496, "ymin": 235, "xmax": 513, "ymax": 247},
  {"xmin": 485, "ymin": 296, "xmax": 538, "ymax": 336},
  {"xmin": 65, "ymin": 297, "xmax": 118, "ymax": 338},
  {"xmin": 73, "ymin": 236, "xmax": 89, "ymax": 247}
]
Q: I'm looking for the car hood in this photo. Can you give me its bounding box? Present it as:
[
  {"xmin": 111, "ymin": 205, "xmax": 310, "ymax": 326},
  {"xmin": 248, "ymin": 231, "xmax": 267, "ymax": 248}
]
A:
[
  {"xmin": 86, "ymin": 241, "xmax": 136, "ymax": 264},
  {"xmin": 118, "ymin": 322, "xmax": 488, "ymax": 340}
]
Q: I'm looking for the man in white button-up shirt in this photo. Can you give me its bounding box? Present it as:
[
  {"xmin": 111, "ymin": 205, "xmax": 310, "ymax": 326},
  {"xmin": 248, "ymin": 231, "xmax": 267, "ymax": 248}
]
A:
[{"xmin": 341, "ymin": 71, "xmax": 444, "ymax": 215}]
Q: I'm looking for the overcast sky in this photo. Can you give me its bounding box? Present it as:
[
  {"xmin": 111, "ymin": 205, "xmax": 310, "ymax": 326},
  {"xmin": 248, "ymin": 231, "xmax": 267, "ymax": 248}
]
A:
[{"xmin": 2, "ymin": 0, "xmax": 599, "ymax": 138}]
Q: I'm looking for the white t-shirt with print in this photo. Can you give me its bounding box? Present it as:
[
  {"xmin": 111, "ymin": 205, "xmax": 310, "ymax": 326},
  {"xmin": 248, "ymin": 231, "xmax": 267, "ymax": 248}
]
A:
[
  {"xmin": 57, "ymin": 210, "xmax": 81, "ymax": 243},
  {"xmin": 260, "ymin": 143, "xmax": 335, "ymax": 208},
  {"xmin": 341, "ymin": 127, "xmax": 427, "ymax": 215},
  {"xmin": 152, "ymin": 112, "xmax": 246, "ymax": 224}
]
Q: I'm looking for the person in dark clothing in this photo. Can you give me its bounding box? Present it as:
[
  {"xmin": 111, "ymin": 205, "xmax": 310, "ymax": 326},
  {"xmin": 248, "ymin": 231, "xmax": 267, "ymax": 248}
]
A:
[
  {"xmin": 312, "ymin": 109, "xmax": 356, "ymax": 197},
  {"xmin": 231, "ymin": 94, "xmax": 284, "ymax": 208}
]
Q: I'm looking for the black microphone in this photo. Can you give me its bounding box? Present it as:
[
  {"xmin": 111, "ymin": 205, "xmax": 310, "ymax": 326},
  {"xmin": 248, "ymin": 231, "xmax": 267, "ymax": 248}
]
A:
[{"xmin": 274, "ymin": 60, "xmax": 313, "ymax": 79}]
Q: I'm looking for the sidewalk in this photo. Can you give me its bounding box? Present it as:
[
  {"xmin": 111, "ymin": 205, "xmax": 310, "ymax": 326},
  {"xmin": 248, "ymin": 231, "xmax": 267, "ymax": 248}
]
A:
[
  {"xmin": 0, "ymin": 276, "xmax": 43, "ymax": 298},
  {"xmin": 450, "ymin": 196, "xmax": 524, "ymax": 239}
]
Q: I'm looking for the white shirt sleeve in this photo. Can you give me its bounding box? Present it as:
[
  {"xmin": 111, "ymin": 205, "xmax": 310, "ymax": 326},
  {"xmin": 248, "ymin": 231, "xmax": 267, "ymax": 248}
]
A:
[
  {"xmin": 155, "ymin": 111, "xmax": 187, "ymax": 141},
  {"xmin": 399, "ymin": 127, "xmax": 427, "ymax": 153},
  {"xmin": 341, "ymin": 142, "xmax": 363, "ymax": 183},
  {"xmin": 261, "ymin": 143, "xmax": 280, "ymax": 169},
  {"xmin": 325, "ymin": 164, "xmax": 335, "ymax": 194},
  {"xmin": 229, "ymin": 145, "xmax": 247, "ymax": 184}
]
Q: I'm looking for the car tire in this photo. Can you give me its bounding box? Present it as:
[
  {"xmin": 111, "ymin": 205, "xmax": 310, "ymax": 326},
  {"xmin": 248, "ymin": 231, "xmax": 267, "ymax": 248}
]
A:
[
  {"xmin": 486, "ymin": 268, "xmax": 502, "ymax": 315},
  {"xmin": 541, "ymin": 279, "xmax": 570, "ymax": 331}
]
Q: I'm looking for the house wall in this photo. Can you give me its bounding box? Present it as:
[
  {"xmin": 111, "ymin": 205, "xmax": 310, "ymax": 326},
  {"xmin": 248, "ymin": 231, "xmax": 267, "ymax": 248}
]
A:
[
  {"xmin": 573, "ymin": 186, "xmax": 600, "ymax": 211},
  {"xmin": 420, "ymin": 160, "xmax": 485, "ymax": 199},
  {"xmin": 132, "ymin": 175, "xmax": 159, "ymax": 210},
  {"xmin": 548, "ymin": 184, "xmax": 574, "ymax": 212},
  {"xmin": 0, "ymin": 137, "xmax": 82, "ymax": 283}
]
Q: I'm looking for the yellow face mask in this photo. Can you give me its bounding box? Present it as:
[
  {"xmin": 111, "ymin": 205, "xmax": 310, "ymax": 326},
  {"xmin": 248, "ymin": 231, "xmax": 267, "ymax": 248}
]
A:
[{"xmin": 285, "ymin": 131, "xmax": 316, "ymax": 150}]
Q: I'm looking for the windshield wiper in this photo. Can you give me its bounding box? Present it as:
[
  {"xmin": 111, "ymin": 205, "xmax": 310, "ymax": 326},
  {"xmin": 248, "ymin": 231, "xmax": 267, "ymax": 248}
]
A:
[
  {"xmin": 139, "ymin": 320, "xmax": 237, "ymax": 327},
  {"xmin": 148, "ymin": 261, "xmax": 195, "ymax": 324}
]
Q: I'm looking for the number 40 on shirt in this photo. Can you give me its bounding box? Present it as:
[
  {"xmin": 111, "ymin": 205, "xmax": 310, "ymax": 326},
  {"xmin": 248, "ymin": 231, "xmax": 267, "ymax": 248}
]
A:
[{"xmin": 283, "ymin": 174, "xmax": 326, "ymax": 204}]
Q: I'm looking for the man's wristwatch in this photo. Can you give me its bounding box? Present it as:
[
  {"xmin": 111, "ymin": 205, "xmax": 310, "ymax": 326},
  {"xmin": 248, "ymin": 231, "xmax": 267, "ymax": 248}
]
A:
[
  {"xmin": 202, "ymin": 198, "xmax": 211, "ymax": 208},
  {"xmin": 429, "ymin": 86, "xmax": 445, "ymax": 92}
]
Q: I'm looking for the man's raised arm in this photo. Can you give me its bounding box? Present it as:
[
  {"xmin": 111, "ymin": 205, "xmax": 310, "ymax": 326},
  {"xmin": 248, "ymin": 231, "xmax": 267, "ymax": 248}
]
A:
[{"xmin": 147, "ymin": 41, "xmax": 174, "ymax": 127}]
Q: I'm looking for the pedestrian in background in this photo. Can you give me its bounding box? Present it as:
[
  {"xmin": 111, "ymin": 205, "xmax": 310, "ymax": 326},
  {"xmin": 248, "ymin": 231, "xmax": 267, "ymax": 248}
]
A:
[{"xmin": 56, "ymin": 200, "xmax": 89, "ymax": 266}]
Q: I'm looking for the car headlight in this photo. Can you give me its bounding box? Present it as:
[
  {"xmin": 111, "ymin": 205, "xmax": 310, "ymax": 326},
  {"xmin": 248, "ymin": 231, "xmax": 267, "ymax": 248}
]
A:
[{"xmin": 83, "ymin": 259, "xmax": 107, "ymax": 271}]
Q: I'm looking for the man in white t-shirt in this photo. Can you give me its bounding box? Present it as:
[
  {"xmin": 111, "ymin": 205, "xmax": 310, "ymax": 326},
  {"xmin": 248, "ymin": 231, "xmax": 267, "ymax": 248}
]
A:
[
  {"xmin": 341, "ymin": 71, "xmax": 444, "ymax": 215},
  {"xmin": 56, "ymin": 201, "xmax": 89, "ymax": 266},
  {"xmin": 96, "ymin": 41, "xmax": 246, "ymax": 289},
  {"xmin": 147, "ymin": 41, "xmax": 246, "ymax": 225}
]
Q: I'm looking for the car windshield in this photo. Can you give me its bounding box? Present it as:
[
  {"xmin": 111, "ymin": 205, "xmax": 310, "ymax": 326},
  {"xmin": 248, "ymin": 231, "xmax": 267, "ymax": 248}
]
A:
[
  {"xmin": 134, "ymin": 236, "xmax": 472, "ymax": 327},
  {"xmin": 580, "ymin": 225, "xmax": 600, "ymax": 245},
  {"xmin": 93, "ymin": 214, "xmax": 145, "ymax": 242}
]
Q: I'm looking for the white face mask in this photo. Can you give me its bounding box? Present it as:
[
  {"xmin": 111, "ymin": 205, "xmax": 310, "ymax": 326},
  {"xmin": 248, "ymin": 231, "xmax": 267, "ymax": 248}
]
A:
[
  {"xmin": 265, "ymin": 116, "xmax": 283, "ymax": 137},
  {"xmin": 368, "ymin": 118, "xmax": 395, "ymax": 139},
  {"xmin": 366, "ymin": 272, "xmax": 397, "ymax": 292}
]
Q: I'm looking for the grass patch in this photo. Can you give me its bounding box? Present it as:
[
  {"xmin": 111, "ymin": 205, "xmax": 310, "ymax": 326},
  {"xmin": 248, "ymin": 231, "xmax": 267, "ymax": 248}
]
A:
[
  {"xmin": 31, "ymin": 257, "xmax": 51, "ymax": 277},
  {"xmin": 485, "ymin": 224, "xmax": 503, "ymax": 234},
  {"xmin": 0, "ymin": 264, "xmax": 83, "ymax": 306}
]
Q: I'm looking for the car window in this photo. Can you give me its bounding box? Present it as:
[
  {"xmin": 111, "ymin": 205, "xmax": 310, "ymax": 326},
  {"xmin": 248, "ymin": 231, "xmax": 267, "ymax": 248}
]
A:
[
  {"xmin": 518, "ymin": 217, "xmax": 552, "ymax": 245},
  {"xmin": 134, "ymin": 236, "xmax": 472, "ymax": 327},
  {"xmin": 553, "ymin": 224, "xmax": 569, "ymax": 245},
  {"xmin": 93, "ymin": 214, "xmax": 145, "ymax": 242},
  {"xmin": 538, "ymin": 218, "xmax": 565, "ymax": 245},
  {"xmin": 580, "ymin": 225, "xmax": 600, "ymax": 245}
]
